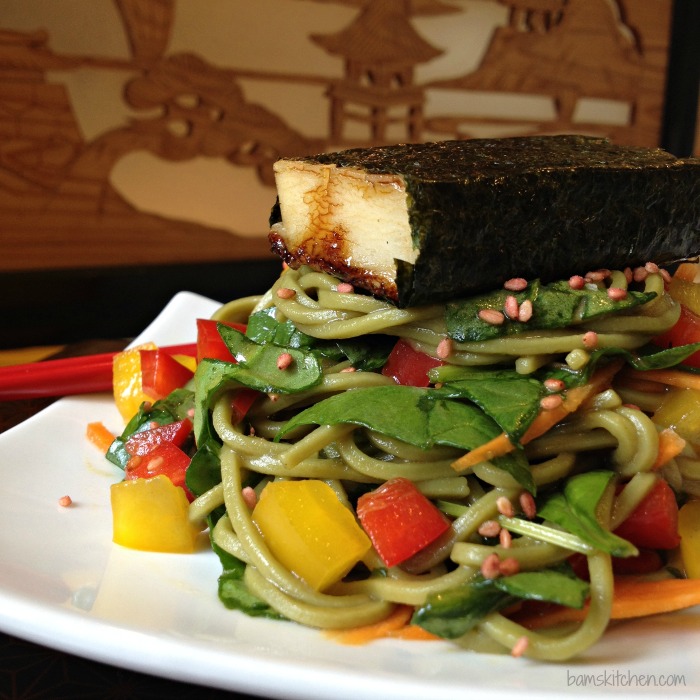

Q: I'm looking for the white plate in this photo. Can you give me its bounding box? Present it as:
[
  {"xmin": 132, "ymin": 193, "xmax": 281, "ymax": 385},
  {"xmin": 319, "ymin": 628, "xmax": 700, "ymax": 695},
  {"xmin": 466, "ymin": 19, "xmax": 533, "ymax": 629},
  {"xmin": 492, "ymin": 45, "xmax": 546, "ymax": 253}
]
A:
[{"xmin": 0, "ymin": 291, "xmax": 698, "ymax": 699}]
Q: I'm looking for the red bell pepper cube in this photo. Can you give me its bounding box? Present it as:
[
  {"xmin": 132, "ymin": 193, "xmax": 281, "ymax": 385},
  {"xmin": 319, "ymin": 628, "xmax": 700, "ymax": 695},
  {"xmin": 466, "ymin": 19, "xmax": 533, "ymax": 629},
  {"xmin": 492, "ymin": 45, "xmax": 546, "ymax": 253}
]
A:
[
  {"xmin": 381, "ymin": 339, "xmax": 444, "ymax": 387},
  {"xmin": 652, "ymin": 304, "xmax": 700, "ymax": 369},
  {"xmin": 196, "ymin": 318, "xmax": 247, "ymax": 364},
  {"xmin": 613, "ymin": 479, "xmax": 681, "ymax": 550},
  {"xmin": 140, "ymin": 349, "xmax": 195, "ymax": 400},
  {"xmin": 124, "ymin": 418, "xmax": 193, "ymax": 456},
  {"xmin": 125, "ymin": 441, "xmax": 193, "ymax": 500},
  {"xmin": 230, "ymin": 388, "xmax": 260, "ymax": 424},
  {"xmin": 569, "ymin": 548, "xmax": 664, "ymax": 579},
  {"xmin": 356, "ymin": 477, "xmax": 451, "ymax": 568}
]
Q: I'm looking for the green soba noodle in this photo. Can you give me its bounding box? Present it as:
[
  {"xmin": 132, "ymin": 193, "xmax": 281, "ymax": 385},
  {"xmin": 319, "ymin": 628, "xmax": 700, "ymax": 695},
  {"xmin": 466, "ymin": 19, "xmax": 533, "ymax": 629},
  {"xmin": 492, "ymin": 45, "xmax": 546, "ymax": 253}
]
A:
[{"xmin": 190, "ymin": 265, "xmax": 687, "ymax": 659}]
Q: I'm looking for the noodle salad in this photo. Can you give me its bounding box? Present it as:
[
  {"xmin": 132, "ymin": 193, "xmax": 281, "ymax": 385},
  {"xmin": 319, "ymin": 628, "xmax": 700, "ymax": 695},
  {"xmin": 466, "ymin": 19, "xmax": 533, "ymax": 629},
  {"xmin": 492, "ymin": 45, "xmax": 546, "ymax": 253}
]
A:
[{"xmin": 93, "ymin": 261, "xmax": 700, "ymax": 661}]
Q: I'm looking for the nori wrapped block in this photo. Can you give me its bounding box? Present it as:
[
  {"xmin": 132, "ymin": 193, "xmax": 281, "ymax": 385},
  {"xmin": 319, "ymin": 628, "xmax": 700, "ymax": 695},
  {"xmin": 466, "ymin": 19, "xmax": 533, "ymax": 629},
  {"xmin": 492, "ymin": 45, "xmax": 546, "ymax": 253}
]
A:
[{"xmin": 269, "ymin": 135, "xmax": 700, "ymax": 307}]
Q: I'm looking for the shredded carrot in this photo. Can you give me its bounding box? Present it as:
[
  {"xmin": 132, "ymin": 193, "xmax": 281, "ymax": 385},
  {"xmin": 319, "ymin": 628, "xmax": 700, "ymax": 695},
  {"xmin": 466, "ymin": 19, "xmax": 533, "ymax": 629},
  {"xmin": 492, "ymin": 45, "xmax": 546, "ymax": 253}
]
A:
[
  {"xmin": 452, "ymin": 360, "xmax": 624, "ymax": 471},
  {"xmin": 327, "ymin": 605, "xmax": 434, "ymax": 644},
  {"xmin": 614, "ymin": 375, "xmax": 668, "ymax": 394},
  {"xmin": 652, "ymin": 428, "xmax": 687, "ymax": 470},
  {"xmin": 622, "ymin": 368, "xmax": 700, "ymax": 392},
  {"xmin": 387, "ymin": 624, "xmax": 440, "ymax": 642},
  {"xmin": 86, "ymin": 421, "xmax": 116, "ymax": 453},
  {"xmin": 510, "ymin": 577, "xmax": 700, "ymax": 630}
]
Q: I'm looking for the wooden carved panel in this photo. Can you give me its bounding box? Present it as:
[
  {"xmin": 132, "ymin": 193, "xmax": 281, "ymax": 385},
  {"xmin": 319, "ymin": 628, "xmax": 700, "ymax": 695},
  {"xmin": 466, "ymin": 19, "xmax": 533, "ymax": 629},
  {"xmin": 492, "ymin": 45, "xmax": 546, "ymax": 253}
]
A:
[{"xmin": 0, "ymin": 0, "xmax": 680, "ymax": 273}]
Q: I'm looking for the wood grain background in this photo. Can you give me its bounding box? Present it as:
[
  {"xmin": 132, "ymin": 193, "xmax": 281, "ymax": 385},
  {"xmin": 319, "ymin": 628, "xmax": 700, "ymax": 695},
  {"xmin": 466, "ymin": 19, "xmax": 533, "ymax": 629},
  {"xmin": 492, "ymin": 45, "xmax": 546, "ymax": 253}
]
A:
[{"xmin": 0, "ymin": 0, "xmax": 697, "ymax": 347}]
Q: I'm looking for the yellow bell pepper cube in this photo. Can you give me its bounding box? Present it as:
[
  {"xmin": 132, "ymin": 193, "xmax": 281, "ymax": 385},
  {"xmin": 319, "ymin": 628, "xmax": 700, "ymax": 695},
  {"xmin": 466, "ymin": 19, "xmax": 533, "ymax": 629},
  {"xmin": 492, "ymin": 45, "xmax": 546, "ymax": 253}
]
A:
[
  {"xmin": 653, "ymin": 388, "xmax": 700, "ymax": 445},
  {"xmin": 252, "ymin": 480, "xmax": 371, "ymax": 591},
  {"xmin": 172, "ymin": 353, "xmax": 198, "ymax": 373},
  {"xmin": 679, "ymin": 500, "xmax": 700, "ymax": 579},
  {"xmin": 668, "ymin": 274, "xmax": 700, "ymax": 316},
  {"xmin": 112, "ymin": 342, "xmax": 157, "ymax": 422},
  {"xmin": 110, "ymin": 475, "xmax": 201, "ymax": 553}
]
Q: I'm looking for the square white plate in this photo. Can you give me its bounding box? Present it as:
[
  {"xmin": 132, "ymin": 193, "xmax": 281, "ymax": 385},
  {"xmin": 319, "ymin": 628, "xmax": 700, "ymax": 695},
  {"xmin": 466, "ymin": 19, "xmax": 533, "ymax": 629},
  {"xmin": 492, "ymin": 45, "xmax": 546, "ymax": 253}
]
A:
[{"xmin": 0, "ymin": 291, "xmax": 697, "ymax": 699}]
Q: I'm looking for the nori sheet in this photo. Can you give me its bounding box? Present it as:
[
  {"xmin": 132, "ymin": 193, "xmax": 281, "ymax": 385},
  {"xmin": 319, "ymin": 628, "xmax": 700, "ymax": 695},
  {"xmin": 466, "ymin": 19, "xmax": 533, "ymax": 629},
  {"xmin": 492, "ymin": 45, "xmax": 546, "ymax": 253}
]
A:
[{"xmin": 270, "ymin": 135, "xmax": 700, "ymax": 307}]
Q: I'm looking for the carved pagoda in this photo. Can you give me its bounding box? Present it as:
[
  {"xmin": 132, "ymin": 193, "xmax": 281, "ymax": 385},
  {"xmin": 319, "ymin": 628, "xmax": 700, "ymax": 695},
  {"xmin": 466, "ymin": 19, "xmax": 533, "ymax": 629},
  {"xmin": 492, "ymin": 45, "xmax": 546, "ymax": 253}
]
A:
[{"xmin": 311, "ymin": 0, "xmax": 443, "ymax": 143}]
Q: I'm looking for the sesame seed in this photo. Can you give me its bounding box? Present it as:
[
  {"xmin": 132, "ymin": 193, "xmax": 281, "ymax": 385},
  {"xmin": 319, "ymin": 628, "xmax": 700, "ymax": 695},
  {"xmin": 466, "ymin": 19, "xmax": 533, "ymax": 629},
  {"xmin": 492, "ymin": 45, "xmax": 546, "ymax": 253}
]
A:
[
  {"xmin": 582, "ymin": 330, "xmax": 598, "ymax": 349},
  {"xmin": 478, "ymin": 308, "xmax": 505, "ymax": 325},
  {"xmin": 504, "ymin": 295, "xmax": 519, "ymax": 320},
  {"xmin": 336, "ymin": 282, "xmax": 354, "ymax": 293},
  {"xmin": 277, "ymin": 352, "xmax": 293, "ymax": 370},
  {"xmin": 268, "ymin": 393, "xmax": 280, "ymax": 402},
  {"xmin": 496, "ymin": 496, "xmax": 515, "ymax": 518},
  {"xmin": 607, "ymin": 286, "xmax": 627, "ymax": 301},
  {"xmin": 511, "ymin": 635, "xmax": 529, "ymax": 658},
  {"xmin": 568, "ymin": 275, "xmax": 585, "ymax": 290},
  {"xmin": 477, "ymin": 520, "xmax": 501, "ymax": 538},
  {"xmin": 518, "ymin": 299, "xmax": 533, "ymax": 323},
  {"xmin": 498, "ymin": 557, "xmax": 520, "ymax": 576},
  {"xmin": 633, "ymin": 266, "xmax": 648, "ymax": 283},
  {"xmin": 519, "ymin": 491, "xmax": 537, "ymax": 519},
  {"xmin": 585, "ymin": 270, "xmax": 608, "ymax": 282},
  {"xmin": 480, "ymin": 553, "xmax": 502, "ymax": 579},
  {"xmin": 504, "ymin": 277, "xmax": 528, "ymax": 292},
  {"xmin": 340, "ymin": 366, "xmax": 357, "ymax": 373},
  {"xmin": 540, "ymin": 394, "xmax": 563, "ymax": 410},
  {"xmin": 58, "ymin": 495, "xmax": 73, "ymax": 507},
  {"xmin": 499, "ymin": 528, "xmax": 512, "ymax": 549},
  {"xmin": 241, "ymin": 486, "xmax": 257, "ymax": 509},
  {"xmin": 645, "ymin": 261, "xmax": 659, "ymax": 274},
  {"xmin": 436, "ymin": 337, "xmax": 453, "ymax": 359},
  {"xmin": 276, "ymin": 287, "xmax": 296, "ymax": 299},
  {"xmin": 543, "ymin": 378, "xmax": 565, "ymax": 393},
  {"xmin": 146, "ymin": 456, "xmax": 164, "ymax": 473}
]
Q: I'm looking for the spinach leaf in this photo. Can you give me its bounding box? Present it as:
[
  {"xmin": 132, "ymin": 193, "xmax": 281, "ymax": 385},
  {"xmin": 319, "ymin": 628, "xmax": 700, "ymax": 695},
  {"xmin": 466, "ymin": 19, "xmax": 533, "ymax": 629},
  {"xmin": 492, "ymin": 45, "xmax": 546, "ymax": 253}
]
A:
[
  {"xmin": 245, "ymin": 309, "xmax": 315, "ymax": 349},
  {"xmin": 491, "ymin": 451, "xmax": 536, "ymax": 495},
  {"xmin": 192, "ymin": 352, "xmax": 322, "ymax": 455},
  {"xmin": 276, "ymin": 385, "xmax": 500, "ymax": 451},
  {"xmin": 106, "ymin": 388, "xmax": 195, "ymax": 469},
  {"xmin": 219, "ymin": 324, "xmax": 323, "ymax": 391},
  {"xmin": 446, "ymin": 280, "xmax": 656, "ymax": 342},
  {"xmin": 625, "ymin": 342, "xmax": 700, "ymax": 371},
  {"xmin": 493, "ymin": 567, "xmax": 589, "ymax": 607},
  {"xmin": 543, "ymin": 281, "xmax": 654, "ymax": 326},
  {"xmin": 434, "ymin": 367, "xmax": 545, "ymax": 442},
  {"xmin": 335, "ymin": 335, "xmax": 395, "ymax": 372},
  {"xmin": 412, "ymin": 577, "xmax": 512, "ymax": 639},
  {"xmin": 192, "ymin": 359, "xmax": 237, "ymax": 447},
  {"xmin": 212, "ymin": 532, "xmax": 284, "ymax": 620},
  {"xmin": 186, "ymin": 438, "xmax": 223, "ymax": 497},
  {"xmin": 246, "ymin": 309, "xmax": 393, "ymax": 371},
  {"xmin": 538, "ymin": 471, "xmax": 638, "ymax": 557},
  {"xmin": 412, "ymin": 566, "xmax": 589, "ymax": 639},
  {"xmin": 539, "ymin": 341, "xmax": 700, "ymax": 395}
]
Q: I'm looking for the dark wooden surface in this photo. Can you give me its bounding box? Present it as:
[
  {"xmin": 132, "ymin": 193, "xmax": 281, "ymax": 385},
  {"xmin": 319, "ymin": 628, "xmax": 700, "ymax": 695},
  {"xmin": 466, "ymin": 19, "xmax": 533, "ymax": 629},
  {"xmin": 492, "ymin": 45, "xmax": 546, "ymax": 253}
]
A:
[{"xmin": 0, "ymin": 258, "xmax": 281, "ymax": 350}]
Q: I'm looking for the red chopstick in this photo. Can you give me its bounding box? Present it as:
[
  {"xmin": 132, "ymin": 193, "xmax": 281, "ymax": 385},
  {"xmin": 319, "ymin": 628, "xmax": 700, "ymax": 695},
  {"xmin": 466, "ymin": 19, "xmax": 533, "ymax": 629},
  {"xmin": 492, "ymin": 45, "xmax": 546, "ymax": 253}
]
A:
[{"xmin": 0, "ymin": 343, "xmax": 197, "ymax": 401}]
